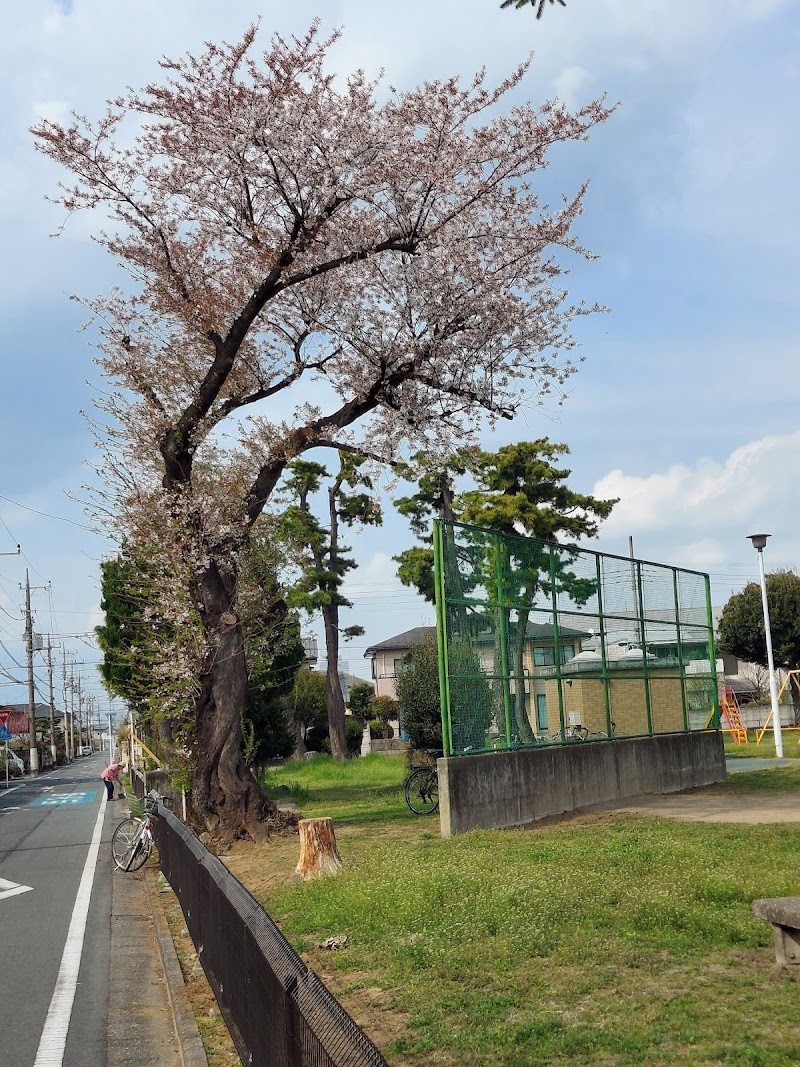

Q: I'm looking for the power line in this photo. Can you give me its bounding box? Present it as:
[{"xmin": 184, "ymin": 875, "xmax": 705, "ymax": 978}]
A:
[{"xmin": 0, "ymin": 493, "xmax": 95, "ymax": 532}]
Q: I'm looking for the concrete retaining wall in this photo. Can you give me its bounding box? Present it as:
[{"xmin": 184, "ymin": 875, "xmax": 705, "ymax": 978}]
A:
[{"xmin": 438, "ymin": 731, "xmax": 726, "ymax": 836}]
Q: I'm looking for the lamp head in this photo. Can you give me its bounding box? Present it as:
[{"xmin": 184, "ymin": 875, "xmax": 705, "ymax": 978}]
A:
[{"xmin": 747, "ymin": 533, "xmax": 771, "ymax": 551}]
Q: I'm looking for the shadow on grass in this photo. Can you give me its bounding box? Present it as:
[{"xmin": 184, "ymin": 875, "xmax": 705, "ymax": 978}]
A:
[{"xmin": 700, "ymin": 765, "xmax": 800, "ymax": 794}]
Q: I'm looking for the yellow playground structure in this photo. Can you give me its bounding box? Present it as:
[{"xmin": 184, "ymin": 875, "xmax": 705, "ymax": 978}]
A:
[{"xmin": 755, "ymin": 669, "xmax": 800, "ymax": 745}]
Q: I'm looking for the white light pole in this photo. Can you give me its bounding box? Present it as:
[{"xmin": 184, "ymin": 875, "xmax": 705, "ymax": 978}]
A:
[{"xmin": 747, "ymin": 534, "xmax": 783, "ymax": 759}]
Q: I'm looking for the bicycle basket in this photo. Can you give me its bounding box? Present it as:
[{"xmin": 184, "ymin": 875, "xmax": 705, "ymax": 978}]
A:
[{"xmin": 143, "ymin": 792, "xmax": 160, "ymax": 814}]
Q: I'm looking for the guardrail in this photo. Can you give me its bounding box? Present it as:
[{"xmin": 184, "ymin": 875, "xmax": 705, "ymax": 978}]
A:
[{"xmin": 152, "ymin": 804, "xmax": 389, "ymax": 1067}]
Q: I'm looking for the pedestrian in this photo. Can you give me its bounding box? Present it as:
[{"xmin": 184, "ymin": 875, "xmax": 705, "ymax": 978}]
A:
[{"xmin": 101, "ymin": 760, "xmax": 122, "ymax": 801}]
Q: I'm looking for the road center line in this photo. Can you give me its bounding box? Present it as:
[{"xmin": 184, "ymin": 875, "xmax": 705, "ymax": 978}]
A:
[{"xmin": 33, "ymin": 793, "xmax": 107, "ymax": 1067}]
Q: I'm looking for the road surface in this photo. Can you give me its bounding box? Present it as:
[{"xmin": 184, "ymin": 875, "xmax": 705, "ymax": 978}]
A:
[{"xmin": 0, "ymin": 754, "xmax": 114, "ymax": 1067}]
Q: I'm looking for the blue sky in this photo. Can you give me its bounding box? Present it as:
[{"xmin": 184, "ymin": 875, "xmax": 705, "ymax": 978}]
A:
[{"xmin": 0, "ymin": 0, "xmax": 798, "ymax": 702}]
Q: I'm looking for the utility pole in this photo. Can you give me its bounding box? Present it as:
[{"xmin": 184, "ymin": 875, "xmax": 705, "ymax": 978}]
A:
[
  {"xmin": 76, "ymin": 674, "xmax": 83, "ymax": 753},
  {"xmin": 24, "ymin": 570, "xmax": 39, "ymax": 776},
  {"xmin": 69, "ymin": 660, "xmax": 76, "ymax": 760},
  {"xmin": 47, "ymin": 639, "xmax": 57, "ymax": 766},
  {"xmin": 62, "ymin": 654, "xmax": 72, "ymax": 761}
]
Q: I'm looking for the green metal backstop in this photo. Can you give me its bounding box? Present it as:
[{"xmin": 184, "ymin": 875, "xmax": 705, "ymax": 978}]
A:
[{"xmin": 433, "ymin": 520, "xmax": 720, "ymax": 757}]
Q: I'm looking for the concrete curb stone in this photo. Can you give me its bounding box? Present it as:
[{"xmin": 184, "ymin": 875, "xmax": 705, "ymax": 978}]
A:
[
  {"xmin": 145, "ymin": 872, "xmax": 210, "ymax": 1067},
  {"xmin": 108, "ymin": 794, "xmax": 210, "ymax": 1067}
]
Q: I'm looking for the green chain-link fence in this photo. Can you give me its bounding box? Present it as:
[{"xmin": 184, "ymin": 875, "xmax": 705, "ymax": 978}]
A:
[{"xmin": 433, "ymin": 520, "xmax": 720, "ymax": 757}]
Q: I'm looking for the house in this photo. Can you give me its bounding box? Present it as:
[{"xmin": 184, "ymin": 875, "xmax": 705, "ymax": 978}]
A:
[
  {"xmin": 364, "ymin": 627, "xmax": 434, "ymax": 700},
  {"xmin": 364, "ymin": 622, "xmax": 591, "ymax": 715},
  {"xmin": 1, "ymin": 703, "xmax": 61, "ymax": 769}
]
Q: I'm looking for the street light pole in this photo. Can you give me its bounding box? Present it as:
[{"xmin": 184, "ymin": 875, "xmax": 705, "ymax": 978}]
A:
[{"xmin": 747, "ymin": 534, "xmax": 783, "ymax": 760}]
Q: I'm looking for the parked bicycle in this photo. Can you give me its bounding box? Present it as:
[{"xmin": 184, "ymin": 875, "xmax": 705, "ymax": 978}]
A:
[
  {"xmin": 404, "ymin": 749, "xmax": 442, "ymax": 815},
  {"xmin": 111, "ymin": 789, "xmax": 164, "ymax": 872}
]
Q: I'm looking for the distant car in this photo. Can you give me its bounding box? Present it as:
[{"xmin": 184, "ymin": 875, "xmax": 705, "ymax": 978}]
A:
[
  {"xmin": 2, "ymin": 750, "xmax": 25, "ymax": 777},
  {"xmin": 79, "ymin": 746, "xmax": 92, "ymax": 756}
]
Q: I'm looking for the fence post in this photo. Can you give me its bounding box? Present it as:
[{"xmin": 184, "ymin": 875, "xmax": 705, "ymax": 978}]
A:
[
  {"xmin": 705, "ymin": 573, "xmax": 721, "ymax": 729},
  {"xmin": 434, "ymin": 520, "xmax": 453, "ymax": 757},
  {"xmin": 672, "ymin": 569, "xmax": 690, "ymax": 733},
  {"xmin": 595, "ymin": 552, "xmax": 614, "ymax": 738},
  {"xmin": 548, "ymin": 544, "xmax": 566, "ymax": 740},
  {"xmin": 493, "ymin": 534, "xmax": 514, "ymax": 747},
  {"xmin": 634, "ymin": 561, "xmax": 653, "ymax": 735}
]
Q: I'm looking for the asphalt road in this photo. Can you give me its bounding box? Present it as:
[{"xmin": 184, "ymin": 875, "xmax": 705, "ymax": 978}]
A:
[{"xmin": 0, "ymin": 754, "xmax": 116, "ymax": 1067}]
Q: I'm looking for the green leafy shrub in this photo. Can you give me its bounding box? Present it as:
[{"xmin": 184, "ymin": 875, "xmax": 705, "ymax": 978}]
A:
[{"xmin": 395, "ymin": 634, "xmax": 442, "ymax": 750}]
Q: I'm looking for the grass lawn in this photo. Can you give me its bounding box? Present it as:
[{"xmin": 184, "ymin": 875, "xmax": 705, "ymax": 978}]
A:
[
  {"xmin": 724, "ymin": 728, "xmax": 800, "ymax": 760},
  {"xmin": 222, "ymin": 754, "xmax": 800, "ymax": 1066}
]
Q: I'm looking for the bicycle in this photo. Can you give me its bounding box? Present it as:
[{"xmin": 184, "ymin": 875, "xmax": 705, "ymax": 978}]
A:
[
  {"xmin": 547, "ymin": 724, "xmax": 589, "ymax": 742},
  {"xmin": 111, "ymin": 790, "xmax": 163, "ymax": 872},
  {"xmin": 404, "ymin": 749, "xmax": 442, "ymax": 815}
]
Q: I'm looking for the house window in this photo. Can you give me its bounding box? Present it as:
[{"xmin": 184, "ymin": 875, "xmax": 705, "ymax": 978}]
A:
[
  {"xmin": 533, "ymin": 644, "xmax": 575, "ymax": 667},
  {"xmin": 392, "ymin": 657, "xmax": 405, "ymax": 677},
  {"xmin": 535, "ymin": 693, "xmax": 548, "ymax": 731}
]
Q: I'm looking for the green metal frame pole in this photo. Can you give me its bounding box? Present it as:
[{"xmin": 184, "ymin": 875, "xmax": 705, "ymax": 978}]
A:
[
  {"xmin": 433, "ymin": 521, "xmax": 453, "ymax": 756},
  {"xmin": 635, "ymin": 560, "xmax": 653, "ymax": 735},
  {"xmin": 704, "ymin": 572, "xmax": 721, "ymax": 730},
  {"xmin": 595, "ymin": 554, "xmax": 613, "ymax": 738},
  {"xmin": 549, "ymin": 544, "xmax": 566, "ymax": 741},
  {"xmin": 672, "ymin": 569, "xmax": 690, "ymax": 733},
  {"xmin": 493, "ymin": 534, "xmax": 514, "ymax": 747}
]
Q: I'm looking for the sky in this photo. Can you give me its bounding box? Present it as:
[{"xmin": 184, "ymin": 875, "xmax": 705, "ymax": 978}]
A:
[{"xmin": 0, "ymin": 0, "xmax": 798, "ymax": 706}]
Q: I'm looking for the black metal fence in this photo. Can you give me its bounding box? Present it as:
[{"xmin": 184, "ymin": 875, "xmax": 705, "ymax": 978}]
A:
[{"xmin": 152, "ymin": 805, "xmax": 390, "ymax": 1067}]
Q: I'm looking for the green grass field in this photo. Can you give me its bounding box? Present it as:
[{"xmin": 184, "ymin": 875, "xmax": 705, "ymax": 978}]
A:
[
  {"xmin": 724, "ymin": 728, "xmax": 800, "ymax": 760},
  {"xmin": 241, "ymin": 755, "xmax": 800, "ymax": 1066}
]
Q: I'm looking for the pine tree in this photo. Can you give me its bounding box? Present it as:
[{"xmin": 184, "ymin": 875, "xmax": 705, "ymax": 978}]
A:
[
  {"xmin": 395, "ymin": 440, "xmax": 616, "ymax": 741},
  {"xmin": 278, "ymin": 453, "xmax": 381, "ymax": 758}
]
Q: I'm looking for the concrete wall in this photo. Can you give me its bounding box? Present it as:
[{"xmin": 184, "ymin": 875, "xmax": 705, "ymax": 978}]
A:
[{"xmin": 438, "ymin": 731, "xmax": 726, "ymax": 836}]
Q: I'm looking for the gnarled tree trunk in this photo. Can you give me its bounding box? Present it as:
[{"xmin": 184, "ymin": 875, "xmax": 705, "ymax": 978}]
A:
[{"xmin": 190, "ymin": 562, "xmax": 283, "ymax": 843}]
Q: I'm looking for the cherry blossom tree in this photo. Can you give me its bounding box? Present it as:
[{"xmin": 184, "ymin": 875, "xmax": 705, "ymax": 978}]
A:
[{"xmin": 33, "ymin": 22, "xmax": 611, "ymax": 841}]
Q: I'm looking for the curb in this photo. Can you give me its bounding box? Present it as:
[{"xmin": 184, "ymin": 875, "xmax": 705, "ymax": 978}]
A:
[{"xmin": 146, "ymin": 872, "xmax": 210, "ymax": 1067}]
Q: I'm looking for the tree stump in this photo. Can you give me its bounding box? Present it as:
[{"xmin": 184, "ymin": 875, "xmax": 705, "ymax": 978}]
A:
[{"xmin": 294, "ymin": 818, "xmax": 343, "ymax": 880}]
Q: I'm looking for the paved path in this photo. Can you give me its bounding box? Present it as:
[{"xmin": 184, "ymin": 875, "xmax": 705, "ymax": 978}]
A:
[
  {"xmin": 603, "ymin": 791, "xmax": 800, "ymax": 823},
  {"xmin": 726, "ymin": 757, "xmax": 800, "ymax": 773},
  {"xmin": 588, "ymin": 758, "xmax": 800, "ymax": 824}
]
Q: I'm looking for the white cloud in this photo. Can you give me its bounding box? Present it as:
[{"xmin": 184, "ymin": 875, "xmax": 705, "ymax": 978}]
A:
[{"xmin": 592, "ymin": 431, "xmax": 800, "ymax": 573}]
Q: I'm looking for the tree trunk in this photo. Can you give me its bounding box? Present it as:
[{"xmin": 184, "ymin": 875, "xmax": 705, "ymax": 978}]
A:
[
  {"xmin": 512, "ymin": 608, "xmax": 536, "ymax": 744},
  {"xmin": 294, "ymin": 817, "xmax": 343, "ymax": 880},
  {"xmin": 293, "ymin": 721, "xmax": 308, "ymax": 760},
  {"xmin": 189, "ymin": 562, "xmax": 285, "ymax": 844},
  {"xmin": 322, "ymin": 604, "xmax": 347, "ymax": 759}
]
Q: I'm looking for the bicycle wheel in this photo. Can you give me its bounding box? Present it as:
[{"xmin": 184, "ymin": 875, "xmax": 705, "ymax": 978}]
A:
[
  {"xmin": 111, "ymin": 818, "xmax": 151, "ymax": 871},
  {"xmin": 573, "ymin": 725, "xmax": 589, "ymax": 740},
  {"xmin": 404, "ymin": 768, "xmax": 439, "ymax": 815}
]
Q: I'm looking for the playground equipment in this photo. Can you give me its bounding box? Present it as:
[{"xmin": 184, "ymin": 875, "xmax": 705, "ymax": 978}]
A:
[
  {"xmin": 706, "ymin": 684, "xmax": 747, "ymax": 743},
  {"xmin": 755, "ymin": 669, "xmax": 800, "ymax": 746}
]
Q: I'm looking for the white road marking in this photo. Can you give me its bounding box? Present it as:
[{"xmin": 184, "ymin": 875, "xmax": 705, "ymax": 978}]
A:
[
  {"xmin": 0, "ymin": 876, "xmax": 33, "ymax": 900},
  {"xmin": 33, "ymin": 793, "xmax": 107, "ymax": 1066}
]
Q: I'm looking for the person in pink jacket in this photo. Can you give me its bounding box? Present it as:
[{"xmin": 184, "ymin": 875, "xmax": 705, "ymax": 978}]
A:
[{"xmin": 101, "ymin": 761, "xmax": 122, "ymax": 801}]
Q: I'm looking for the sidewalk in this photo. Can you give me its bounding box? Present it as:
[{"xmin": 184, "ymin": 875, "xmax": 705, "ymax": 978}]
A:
[{"xmin": 108, "ymin": 811, "xmax": 208, "ymax": 1067}]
